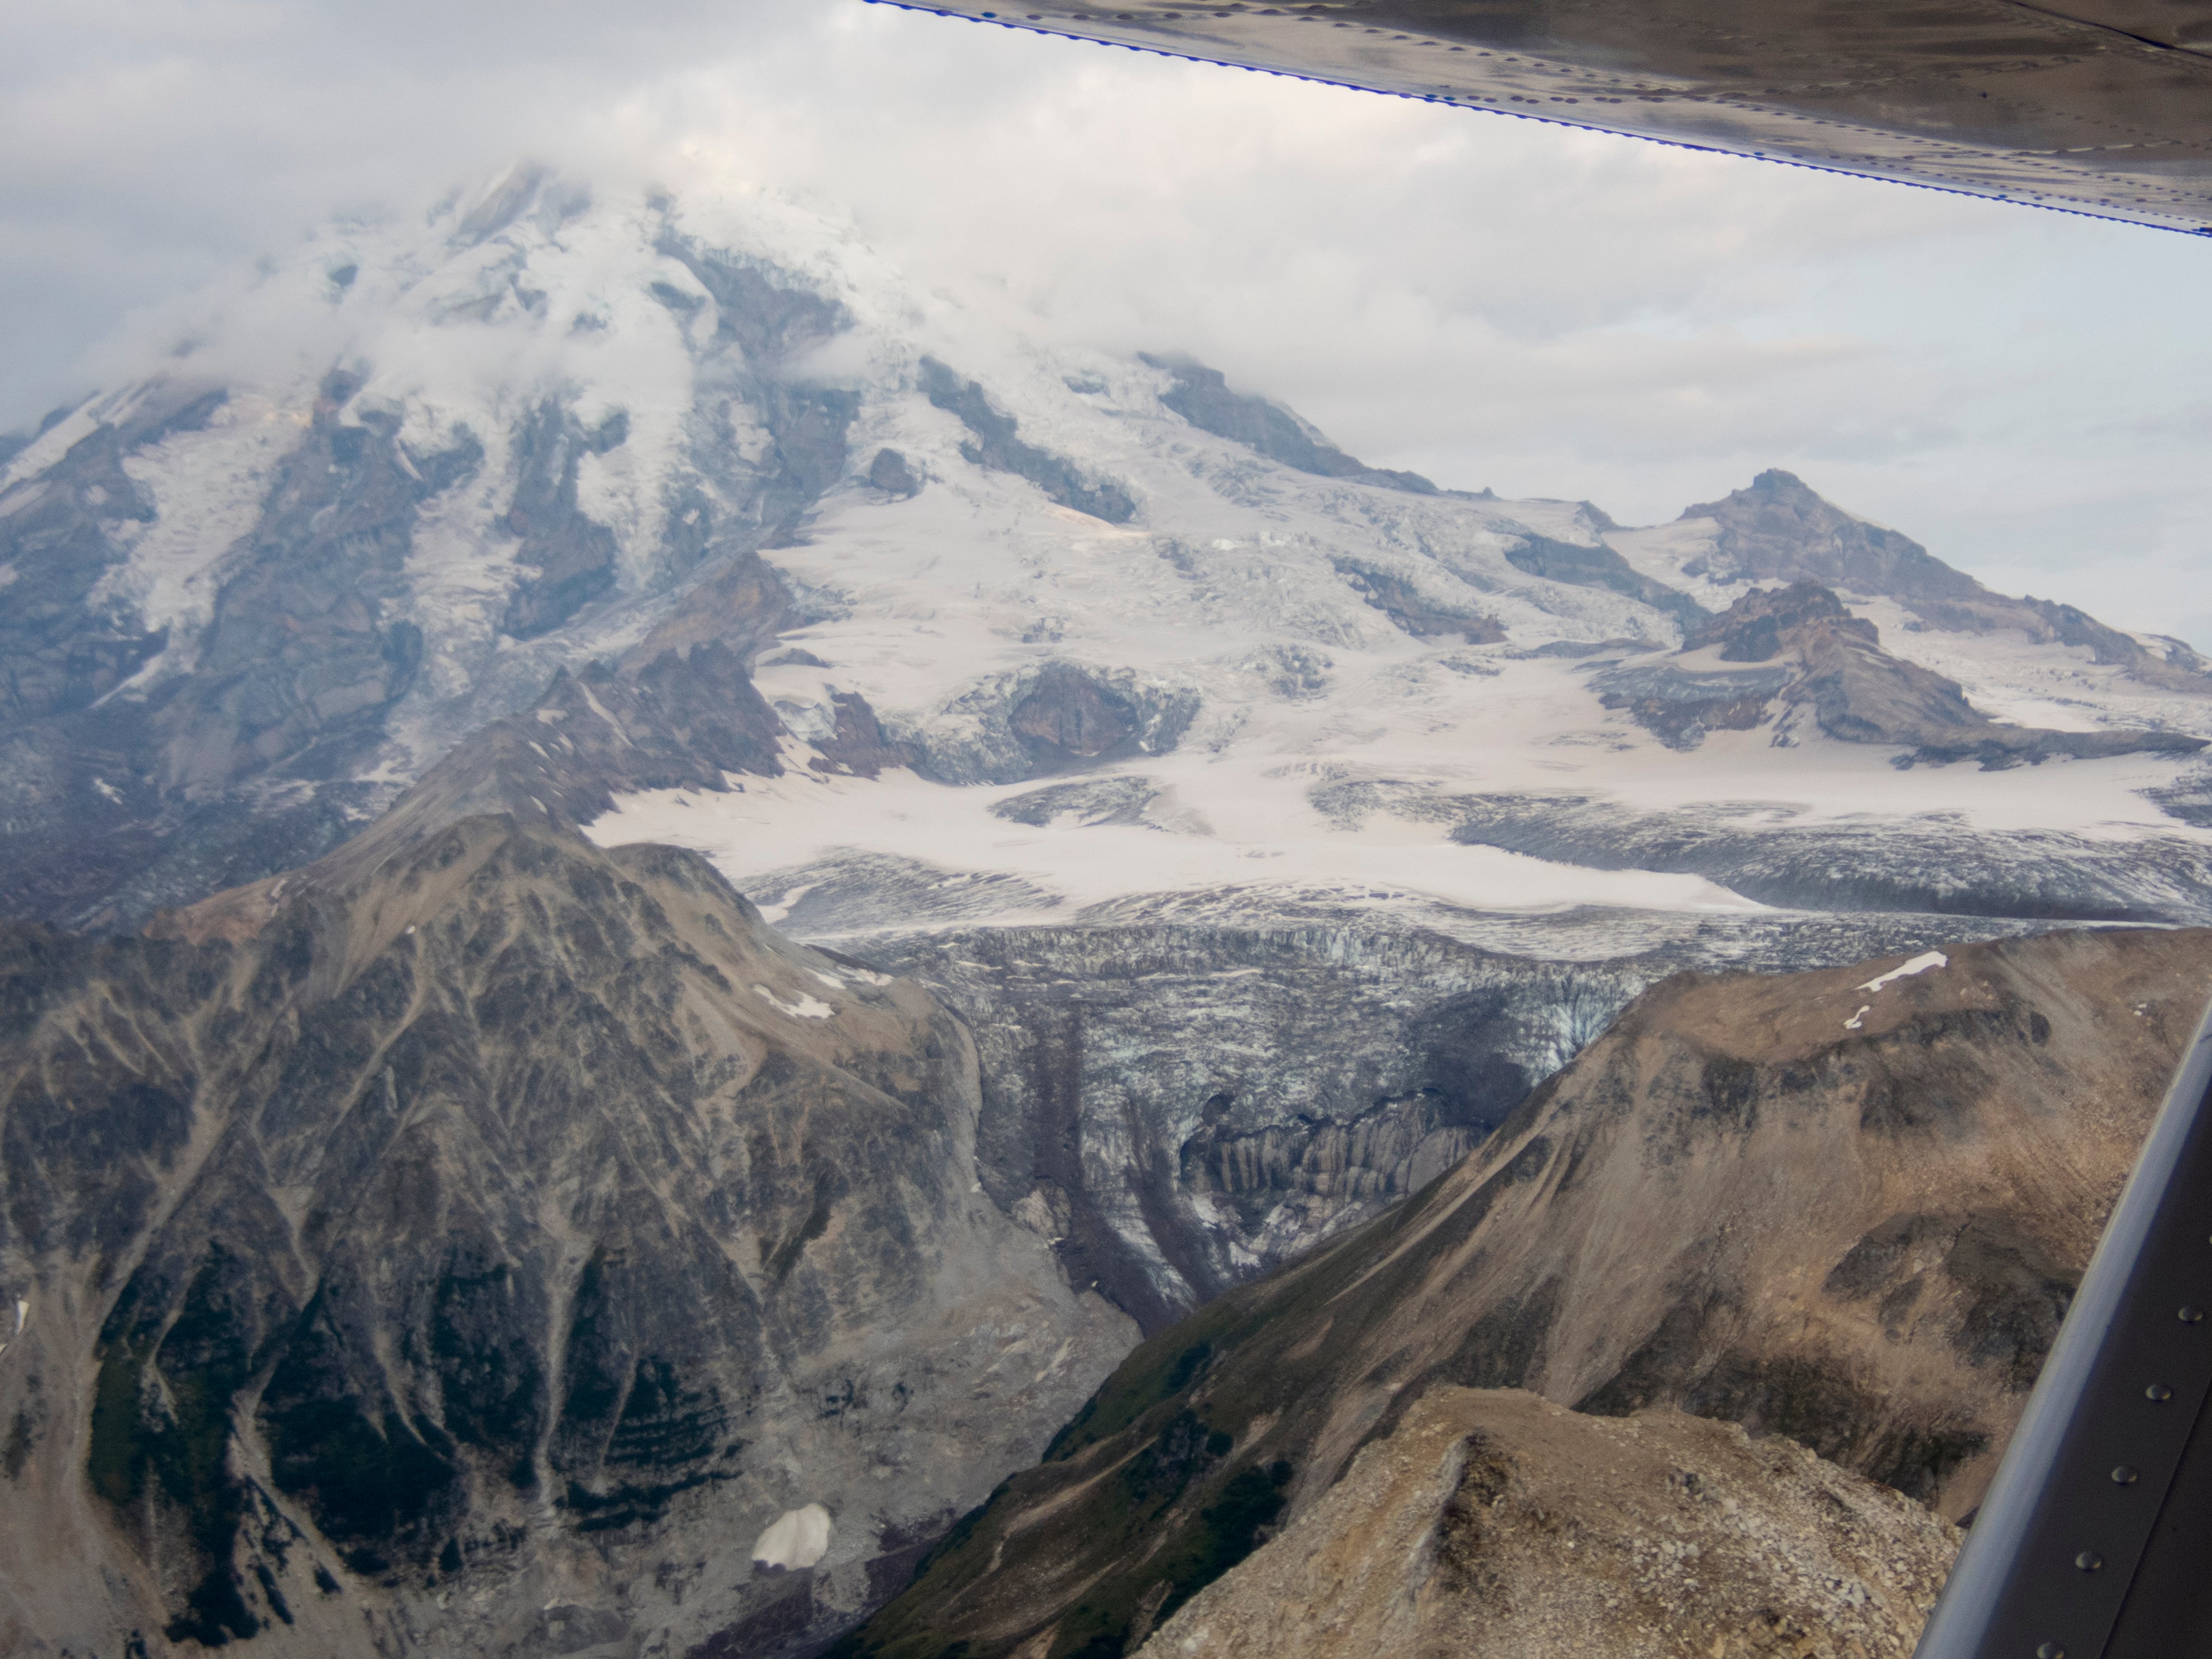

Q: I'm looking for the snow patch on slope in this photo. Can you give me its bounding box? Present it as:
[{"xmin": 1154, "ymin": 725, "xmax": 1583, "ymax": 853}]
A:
[
  {"xmin": 752, "ymin": 1504, "xmax": 832, "ymax": 1571},
  {"xmin": 1858, "ymin": 951, "xmax": 1949, "ymax": 993}
]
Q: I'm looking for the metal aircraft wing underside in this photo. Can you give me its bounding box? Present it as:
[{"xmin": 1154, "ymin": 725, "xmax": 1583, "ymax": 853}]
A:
[{"xmin": 878, "ymin": 0, "xmax": 2212, "ymax": 233}]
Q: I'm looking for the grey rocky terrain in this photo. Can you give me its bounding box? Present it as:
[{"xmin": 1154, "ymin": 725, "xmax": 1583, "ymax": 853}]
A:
[
  {"xmin": 848, "ymin": 911, "xmax": 2068, "ymax": 1332},
  {"xmin": 1670, "ymin": 469, "xmax": 2212, "ymax": 697},
  {"xmin": 1592, "ymin": 578, "xmax": 2200, "ymax": 766}
]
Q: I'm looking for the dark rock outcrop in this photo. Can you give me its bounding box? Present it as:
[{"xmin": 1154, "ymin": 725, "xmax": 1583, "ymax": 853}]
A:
[
  {"xmin": 1330, "ymin": 558, "xmax": 1504, "ymax": 643},
  {"xmin": 1008, "ymin": 663, "xmax": 1146, "ymax": 767},
  {"xmin": 652, "ymin": 236, "xmax": 863, "ymax": 549},
  {"xmin": 151, "ymin": 372, "xmax": 483, "ymax": 795},
  {"xmin": 865, "ymin": 447, "xmax": 920, "ymax": 496},
  {"xmin": 1682, "ymin": 470, "xmax": 1984, "ymax": 609},
  {"xmin": 1141, "ymin": 354, "xmax": 1436, "ymax": 494},
  {"xmin": 1590, "ymin": 661, "xmax": 1792, "ymax": 749},
  {"xmin": 918, "ymin": 358, "xmax": 1136, "ymax": 524},
  {"xmin": 0, "ymin": 384, "xmax": 224, "ymax": 724},
  {"xmin": 1680, "ymin": 472, "xmax": 2212, "ymax": 695},
  {"xmin": 807, "ymin": 690, "xmax": 916, "ymax": 778},
  {"xmin": 911, "ymin": 661, "xmax": 1201, "ymax": 786},
  {"xmin": 0, "ymin": 376, "xmax": 484, "ymax": 930},
  {"xmin": 1685, "ymin": 578, "xmax": 1870, "ymax": 661},
  {"xmin": 497, "ymin": 399, "xmax": 627, "ymax": 638},
  {"xmin": 1503, "ymin": 534, "xmax": 1709, "ymax": 631},
  {"xmin": 833, "ymin": 927, "xmax": 2212, "ymax": 1659},
  {"xmin": 1600, "ymin": 580, "xmax": 2205, "ymax": 767}
]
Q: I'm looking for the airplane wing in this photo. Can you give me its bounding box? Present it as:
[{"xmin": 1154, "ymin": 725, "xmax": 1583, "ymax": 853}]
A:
[{"xmin": 881, "ymin": 0, "xmax": 2212, "ymax": 232}]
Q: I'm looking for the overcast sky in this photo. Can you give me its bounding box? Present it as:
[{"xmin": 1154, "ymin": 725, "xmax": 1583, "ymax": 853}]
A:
[{"xmin": 4, "ymin": 0, "xmax": 2207, "ymax": 645}]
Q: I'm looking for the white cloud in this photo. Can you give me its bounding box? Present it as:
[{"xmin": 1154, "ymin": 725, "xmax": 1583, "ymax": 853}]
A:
[{"xmin": 3, "ymin": 0, "xmax": 2207, "ymax": 645}]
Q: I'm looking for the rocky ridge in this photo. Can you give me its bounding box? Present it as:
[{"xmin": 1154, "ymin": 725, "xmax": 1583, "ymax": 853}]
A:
[
  {"xmin": 1134, "ymin": 1387, "xmax": 1959, "ymax": 1659},
  {"xmin": 0, "ymin": 798, "xmax": 2038, "ymax": 1659},
  {"xmin": 0, "ymin": 816, "xmax": 1133, "ymax": 1659},
  {"xmin": 1659, "ymin": 469, "xmax": 2212, "ymax": 698},
  {"xmin": 1591, "ymin": 579, "xmax": 2201, "ymax": 766},
  {"xmin": 835, "ymin": 926, "xmax": 2212, "ymax": 1659},
  {"xmin": 0, "ymin": 179, "xmax": 866, "ymax": 933}
]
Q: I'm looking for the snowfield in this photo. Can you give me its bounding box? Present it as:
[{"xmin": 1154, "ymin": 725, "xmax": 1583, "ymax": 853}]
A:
[
  {"xmin": 583, "ymin": 395, "xmax": 2212, "ymax": 941},
  {"xmin": 8, "ymin": 169, "xmax": 2208, "ymax": 942}
]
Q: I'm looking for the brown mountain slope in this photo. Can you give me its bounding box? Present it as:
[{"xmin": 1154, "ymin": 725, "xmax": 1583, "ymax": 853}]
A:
[
  {"xmin": 1134, "ymin": 1387, "xmax": 1959, "ymax": 1659},
  {"xmin": 836, "ymin": 926, "xmax": 2212, "ymax": 1659},
  {"xmin": 0, "ymin": 816, "xmax": 1131, "ymax": 1659}
]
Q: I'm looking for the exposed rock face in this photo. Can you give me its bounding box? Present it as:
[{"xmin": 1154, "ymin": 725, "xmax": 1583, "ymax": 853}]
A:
[
  {"xmin": 1677, "ymin": 471, "xmax": 2212, "ymax": 694},
  {"xmin": 1501, "ymin": 534, "xmax": 1709, "ymax": 632},
  {"xmin": 0, "ymin": 818, "xmax": 1133, "ymax": 1659},
  {"xmin": 917, "ymin": 358, "xmax": 1136, "ymax": 524},
  {"xmin": 1589, "ymin": 661, "xmax": 1792, "ymax": 750},
  {"xmin": 0, "ymin": 181, "xmax": 868, "ymax": 934},
  {"xmin": 1008, "ymin": 664, "xmax": 1139, "ymax": 760},
  {"xmin": 0, "ymin": 384, "xmax": 219, "ymax": 723},
  {"xmin": 1782, "ymin": 592, "xmax": 2195, "ymax": 766},
  {"xmin": 865, "ymin": 448, "xmax": 920, "ymax": 497},
  {"xmin": 143, "ymin": 543, "xmax": 805, "ymax": 952},
  {"xmin": 1600, "ymin": 580, "xmax": 2203, "ymax": 765},
  {"xmin": 1682, "ymin": 472, "xmax": 1988, "ymax": 611},
  {"xmin": 857, "ymin": 925, "xmax": 1653, "ymax": 1334},
  {"xmin": 1008, "ymin": 664, "xmax": 1149, "ymax": 768},
  {"xmin": 1141, "ymin": 354, "xmax": 1436, "ymax": 494},
  {"xmin": 903, "ymin": 662, "xmax": 1201, "ymax": 786},
  {"xmin": 1686, "ymin": 578, "xmax": 1872, "ymax": 662},
  {"xmin": 805, "ymin": 691, "xmax": 917, "ymax": 779},
  {"xmin": 1330, "ymin": 558, "xmax": 1504, "ymax": 643},
  {"xmin": 1135, "ymin": 1388, "xmax": 1958, "ymax": 1659},
  {"xmin": 0, "ymin": 376, "xmax": 484, "ymax": 928},
  {"xmin": 497, "ymin": 399, "xmax": 628, "ymax": 639},
  {"xmin": 835, "ymin": 927, "xmax": 2212, "ymax": 1658}
]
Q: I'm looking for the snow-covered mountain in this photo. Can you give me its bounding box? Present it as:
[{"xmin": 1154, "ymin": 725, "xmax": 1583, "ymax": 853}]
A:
[
  {"xmin": 7, "ymin": 168, "xmax": 2212, "ymax": 1659},
  {"xmin": 5, "ymin": 166, "xmax": 2208, "ymax": 949}
]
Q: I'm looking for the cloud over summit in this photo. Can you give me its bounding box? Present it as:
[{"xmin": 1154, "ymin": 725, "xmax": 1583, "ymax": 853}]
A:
[{"xmin": 3, "ymin": 0, "xmax": 2206, "ymax": 639}]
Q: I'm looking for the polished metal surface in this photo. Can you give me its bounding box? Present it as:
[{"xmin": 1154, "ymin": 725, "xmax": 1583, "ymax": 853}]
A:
[{"xmin": 882, "ymin": 0, "xmax": 2212, "ymax": 231}]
